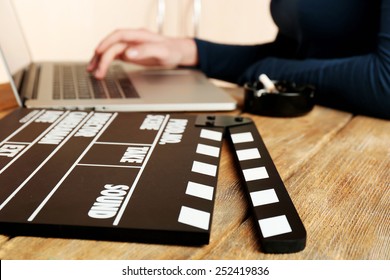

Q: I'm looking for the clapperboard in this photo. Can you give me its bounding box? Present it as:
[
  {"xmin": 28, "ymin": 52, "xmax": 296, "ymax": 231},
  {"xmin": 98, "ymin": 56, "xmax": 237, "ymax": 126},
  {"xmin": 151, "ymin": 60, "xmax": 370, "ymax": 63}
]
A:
[{"xmin": 0, "ymin": 109, "xmax": 306, "ymax": 253}]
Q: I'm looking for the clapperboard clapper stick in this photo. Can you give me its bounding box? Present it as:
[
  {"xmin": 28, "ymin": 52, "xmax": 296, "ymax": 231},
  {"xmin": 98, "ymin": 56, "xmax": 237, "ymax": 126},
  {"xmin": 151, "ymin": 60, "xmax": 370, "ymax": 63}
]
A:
[{"xmin": 196, "ymin": 115, "xmax": 306, "ymax": 253}]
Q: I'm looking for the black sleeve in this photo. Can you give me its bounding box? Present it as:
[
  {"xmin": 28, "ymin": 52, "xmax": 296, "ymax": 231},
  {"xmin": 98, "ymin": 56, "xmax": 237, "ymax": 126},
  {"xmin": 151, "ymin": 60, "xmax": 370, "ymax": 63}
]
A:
[{"xmin": 194, "ymin": 1, "xmax": 390, "ymax": 119}]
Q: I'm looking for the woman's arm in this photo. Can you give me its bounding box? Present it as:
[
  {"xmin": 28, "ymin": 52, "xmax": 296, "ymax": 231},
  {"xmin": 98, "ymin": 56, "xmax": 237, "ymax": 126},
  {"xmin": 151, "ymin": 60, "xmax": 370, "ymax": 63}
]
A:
[{"xmin": 195, "ymin": 2, "xmax": 390, "ymax": 119}]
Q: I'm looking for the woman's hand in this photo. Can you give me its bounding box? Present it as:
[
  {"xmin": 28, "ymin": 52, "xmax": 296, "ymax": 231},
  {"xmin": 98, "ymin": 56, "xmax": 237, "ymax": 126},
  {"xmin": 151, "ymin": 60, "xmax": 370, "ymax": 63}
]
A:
[{"xmin": 87, "ymin": 28, "xmax": 198, "ymax": 79}]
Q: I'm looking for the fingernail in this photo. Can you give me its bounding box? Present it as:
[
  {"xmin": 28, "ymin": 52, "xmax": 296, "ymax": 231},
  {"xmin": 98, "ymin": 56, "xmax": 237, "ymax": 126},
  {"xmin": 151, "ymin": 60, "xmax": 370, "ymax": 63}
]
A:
[
  {"xmin": 94, "ymin": 69, "xmax": 102, "ymax": 79},
  {"xmin": 126, "ymin": 49, "xmax": 139, "ymax": 58}
]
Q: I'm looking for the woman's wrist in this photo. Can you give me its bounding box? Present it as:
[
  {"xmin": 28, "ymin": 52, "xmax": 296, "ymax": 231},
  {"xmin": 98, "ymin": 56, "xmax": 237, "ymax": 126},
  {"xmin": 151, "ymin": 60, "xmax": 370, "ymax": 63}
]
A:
[{"xmin": 174, "ymin": 38, "xmax": 198, "ymax": 67}]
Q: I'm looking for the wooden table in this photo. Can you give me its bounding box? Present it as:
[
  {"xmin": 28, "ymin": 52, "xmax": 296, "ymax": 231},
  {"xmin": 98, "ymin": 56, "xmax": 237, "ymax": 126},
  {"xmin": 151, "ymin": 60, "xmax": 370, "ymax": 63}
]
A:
[{"xmin": 0, "ymin": 83, "xmax": 388, "ymax": 260}]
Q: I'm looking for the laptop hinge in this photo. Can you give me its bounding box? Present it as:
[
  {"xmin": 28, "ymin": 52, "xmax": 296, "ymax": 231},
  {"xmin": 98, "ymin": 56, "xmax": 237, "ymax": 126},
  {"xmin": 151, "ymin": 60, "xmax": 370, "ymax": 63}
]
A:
[{"xmin": 20, "ymin": 63, "xmax": 40, "ymax": 100}]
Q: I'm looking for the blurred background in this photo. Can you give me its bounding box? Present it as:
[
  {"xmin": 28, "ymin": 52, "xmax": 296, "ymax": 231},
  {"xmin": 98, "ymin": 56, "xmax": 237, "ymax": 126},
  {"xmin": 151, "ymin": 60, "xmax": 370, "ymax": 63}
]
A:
[{"xmin": 0, "ymin": 0, "xmax": 276, "ymax": 83}]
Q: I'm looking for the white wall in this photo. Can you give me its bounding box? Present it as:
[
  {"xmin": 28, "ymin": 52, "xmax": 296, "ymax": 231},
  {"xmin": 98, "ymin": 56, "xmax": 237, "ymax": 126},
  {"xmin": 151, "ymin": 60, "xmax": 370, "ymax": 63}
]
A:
[{"xmin": 0, "ymin": 0, "xmax": 277, "ymax": 83}]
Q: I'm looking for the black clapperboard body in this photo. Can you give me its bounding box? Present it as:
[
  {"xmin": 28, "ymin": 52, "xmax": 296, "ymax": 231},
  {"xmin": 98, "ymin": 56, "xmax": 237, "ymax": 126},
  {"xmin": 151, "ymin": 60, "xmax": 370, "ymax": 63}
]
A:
[{"xmin": 0, "ymin": 109, "xmax": 306, "ymax": 253}]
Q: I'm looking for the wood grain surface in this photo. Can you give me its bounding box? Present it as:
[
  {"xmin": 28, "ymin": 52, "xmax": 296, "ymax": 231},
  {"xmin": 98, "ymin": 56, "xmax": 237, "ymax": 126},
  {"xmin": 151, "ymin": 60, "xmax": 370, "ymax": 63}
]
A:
[{"xmin": 0, "ymin": 84, "xmax": 388, "ymax": 260}]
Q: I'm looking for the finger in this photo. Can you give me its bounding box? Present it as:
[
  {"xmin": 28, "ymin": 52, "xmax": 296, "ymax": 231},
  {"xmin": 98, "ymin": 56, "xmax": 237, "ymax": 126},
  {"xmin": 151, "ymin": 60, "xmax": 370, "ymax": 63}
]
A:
[
  {"xmin": 95, "ymin": 29, "xmax": 163, "ymax": 55},
  {"xmin": 87, "ymin": 53, "xmax": 100, "ymax": 72},
  {"xmin": 94, "ymin": 43, "xmax": 127, "ymax": 79}
]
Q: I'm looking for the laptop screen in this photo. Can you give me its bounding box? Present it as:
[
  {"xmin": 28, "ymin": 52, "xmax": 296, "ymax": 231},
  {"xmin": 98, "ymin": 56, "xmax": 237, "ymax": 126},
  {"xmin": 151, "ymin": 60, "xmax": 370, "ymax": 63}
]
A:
[{"xmin": 0, "ymin": 0, "xmax": 32, "ymax": 78}]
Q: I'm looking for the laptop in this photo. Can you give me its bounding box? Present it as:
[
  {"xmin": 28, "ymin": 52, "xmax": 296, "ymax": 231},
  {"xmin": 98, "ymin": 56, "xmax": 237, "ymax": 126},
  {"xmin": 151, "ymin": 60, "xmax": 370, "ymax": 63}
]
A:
[{"xmin": 0, "ymin": 0, "xmax": 236, "ymax": 112}]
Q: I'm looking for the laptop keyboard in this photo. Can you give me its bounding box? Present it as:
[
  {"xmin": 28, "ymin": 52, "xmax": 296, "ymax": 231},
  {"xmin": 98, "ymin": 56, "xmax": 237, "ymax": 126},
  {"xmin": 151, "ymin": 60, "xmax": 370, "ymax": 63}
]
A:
[{"xmin": 52, "ymin": 64, "xmax": 139, "ymax": 100}]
